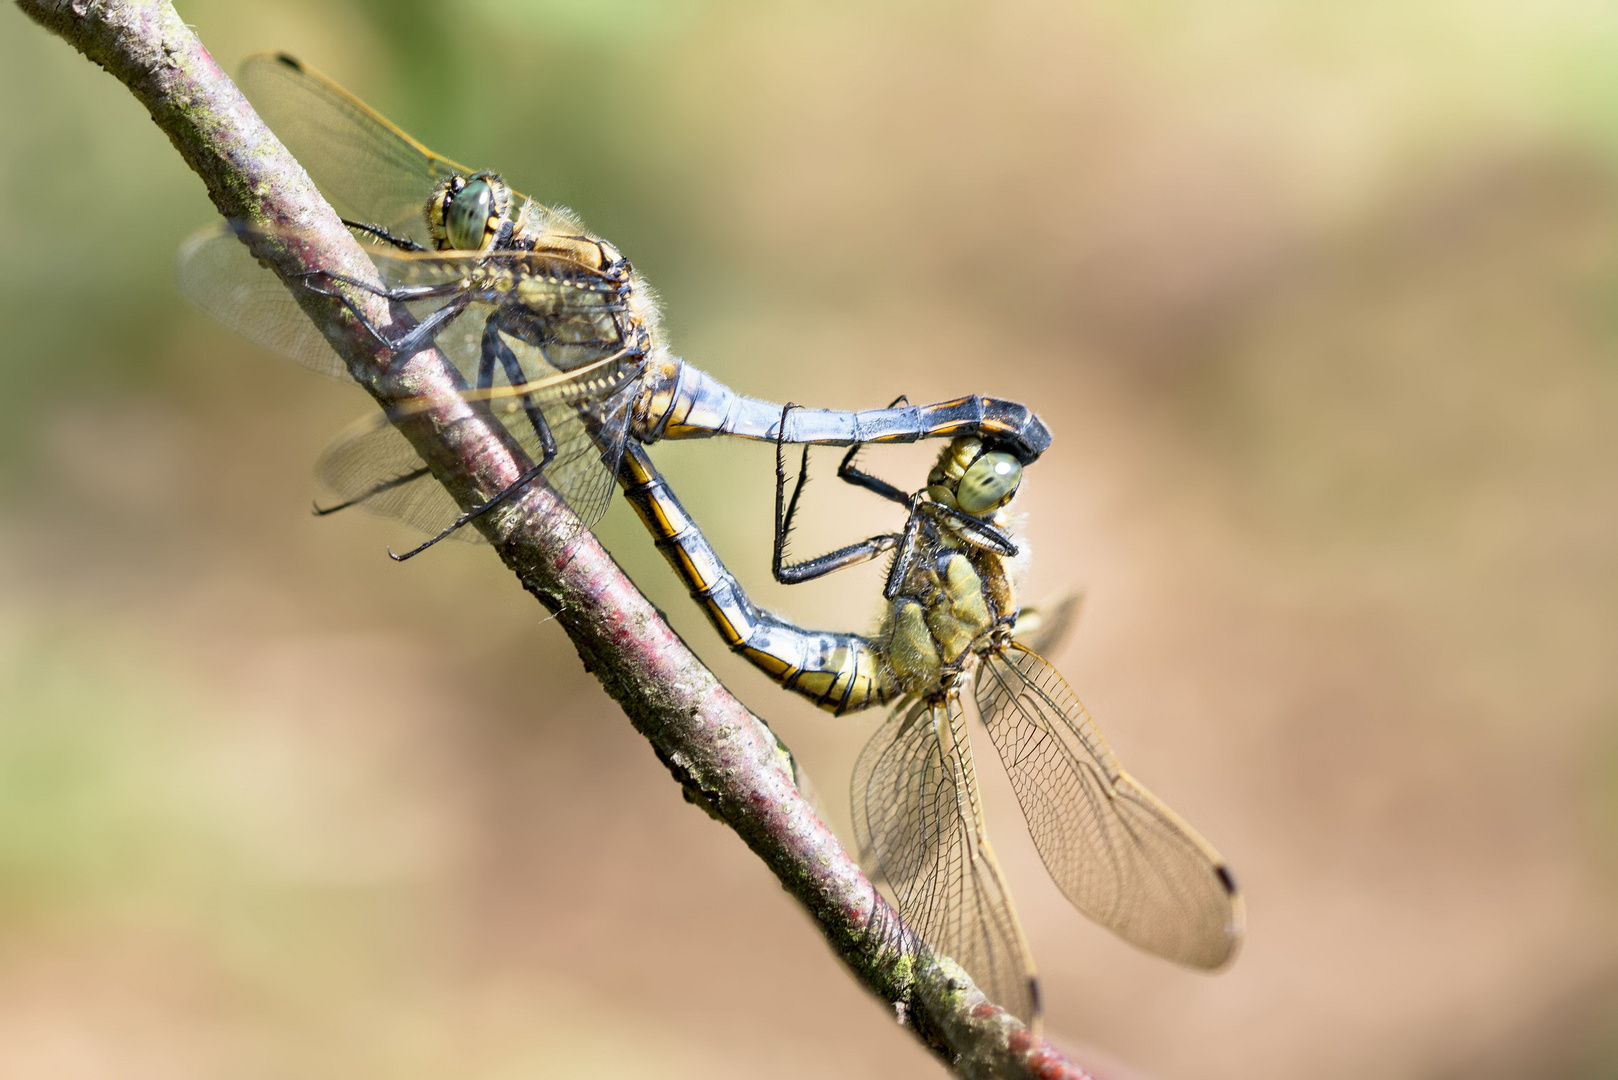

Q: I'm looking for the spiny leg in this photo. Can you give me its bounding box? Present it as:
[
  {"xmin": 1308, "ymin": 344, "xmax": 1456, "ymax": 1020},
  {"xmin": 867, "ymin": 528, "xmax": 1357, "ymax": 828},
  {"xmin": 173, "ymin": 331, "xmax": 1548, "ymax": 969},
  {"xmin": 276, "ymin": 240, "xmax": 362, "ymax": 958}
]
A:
[
  {"xmin": 837, "ymin": 444, "xmax": 911, "ymax": 506},
  {"xmin": 772, "ymin": 404, "xmax": 901, "ymax": 586},
  {"xmin": 341, "ymin": 219, "xmax": 427, "ymax": 252},
  {"xmin": 923, "ymin": 502, "xmax": 1019, "ymax": 556},
  {"xmin": 835, "ymin": 396, "xmax": 913, "ymax": 507},
  {"xmin": 881, "ymin": 508, "xmax": 926, "ymax": 601}
]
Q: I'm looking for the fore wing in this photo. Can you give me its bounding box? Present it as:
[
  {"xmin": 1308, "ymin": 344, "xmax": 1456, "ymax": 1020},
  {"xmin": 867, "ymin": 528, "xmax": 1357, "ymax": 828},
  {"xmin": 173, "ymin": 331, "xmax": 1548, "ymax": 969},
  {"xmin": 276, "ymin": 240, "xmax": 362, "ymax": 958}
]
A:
[
  {"xmin": 974, "ymin": 644, "xmax": 1243, "ymax": 969},
  {"xmin": 851, "ymin": 695, "xmax": 1040, "ymax": 1028},
  {"xmin": 174, "ymin": 224, "xmax": 349, "ymax": 378},
  {"xmin": 174, "ymin": 224, "xmax": 627, "ymax": 383},
  {"xmin": 237, "ymin": 52, "xmax": 472, "ymax": 246}
]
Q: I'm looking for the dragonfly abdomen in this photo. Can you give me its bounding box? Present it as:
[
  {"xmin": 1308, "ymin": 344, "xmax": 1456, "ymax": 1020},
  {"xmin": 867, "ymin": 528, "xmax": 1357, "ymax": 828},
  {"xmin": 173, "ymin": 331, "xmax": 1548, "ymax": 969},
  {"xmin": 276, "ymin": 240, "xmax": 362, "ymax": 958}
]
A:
[
  {"xmin": 617, "ymin": 444, "xmax": 895, "ymax": 715},
  {"xmin": 630, "ymin": 359, "xmax": 1053, "ymax": 463}
]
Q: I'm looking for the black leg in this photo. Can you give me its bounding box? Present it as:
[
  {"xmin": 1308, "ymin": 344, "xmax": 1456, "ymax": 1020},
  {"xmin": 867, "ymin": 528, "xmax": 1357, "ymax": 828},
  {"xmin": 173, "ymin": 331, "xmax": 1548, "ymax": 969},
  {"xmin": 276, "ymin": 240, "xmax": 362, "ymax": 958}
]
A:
[
  {"xmin": 295, "ymin": 271, "xmax": 472, "ymax": 359},
  {"xmin": 923, "ymin": 503, "xmax": 1019, "ymax": 557},
  {"xmin": 775, "ymin": 534, "xmax": 903, "ymax": 585},
  {"xmin": 388, "ymin": 334, "xmax": 563, "ymax": 561},
  {"xmin": 342, "ymin": 219, "xmax": 427, "ymax": 252},
  {"xmin": 836, "ymin": 444, "xmax": 911, "ymax": 506},
  {"xmin": 296, "ymin": 268, "xmax": 464, "ymax": 304},
  {"xmin": 771, "ymin": 425, "xmax": 809, "ymax": 579},
  {"xmin": 832, "ymin": 394, "xmax": 912, "ymax": 507},
  {"xmin": 771, "ymin": 404, "xmax": 902, "ymax": 585},
  {"xmin": 482, "ymin": 322, "xmax": 557, "ymax": 462},
  {"xmin": 312, "ymin": 464, "xmax": 433, "ymax": 517},
  {"xmin": 387, "ymin": 449, "xmax": 557, "ymax": 562},
  {"xmin": 881, "ymin": 508, "xmax": 926, "ymax": 600}
]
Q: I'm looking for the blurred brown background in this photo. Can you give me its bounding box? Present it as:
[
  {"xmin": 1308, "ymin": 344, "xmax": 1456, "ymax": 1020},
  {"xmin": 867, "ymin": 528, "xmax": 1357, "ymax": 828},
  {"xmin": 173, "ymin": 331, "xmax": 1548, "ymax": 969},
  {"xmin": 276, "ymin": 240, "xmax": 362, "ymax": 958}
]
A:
[{"xmin": 4, "ymin": 1, "xmax": 1617, "ymax": 1077}]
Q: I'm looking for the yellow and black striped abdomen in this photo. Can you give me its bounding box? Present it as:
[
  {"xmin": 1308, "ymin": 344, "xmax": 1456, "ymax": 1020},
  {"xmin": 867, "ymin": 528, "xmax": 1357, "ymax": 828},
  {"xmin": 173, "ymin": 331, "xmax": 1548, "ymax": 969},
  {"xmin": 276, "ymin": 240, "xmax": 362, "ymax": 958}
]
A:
[{"xmin": 617, "ymin": 444, "xmax": 895, "ymax": 715}]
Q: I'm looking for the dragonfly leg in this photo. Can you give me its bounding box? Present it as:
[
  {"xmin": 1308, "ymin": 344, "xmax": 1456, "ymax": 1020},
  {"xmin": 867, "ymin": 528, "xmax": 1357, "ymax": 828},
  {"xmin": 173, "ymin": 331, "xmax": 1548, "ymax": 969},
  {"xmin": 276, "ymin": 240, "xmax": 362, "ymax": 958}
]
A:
[
  {"xmin": 619, "ymin": 443, "xmax": 894, "ymax": 715},
  {"xmin": 773, "ymin": 405, "xmax": 903, "ymax": 585},
  {"xmin": 341, "ymin": 219, "xmax": 427, "ymax": 252},
  {"xmin": 482, "ymin": 321, "xmax": 557, "ymax": 461},
  {"xmin": 390, "ymin": 330, "xmax": 563, "ymax": 561},
  {"xmin": 882, "ymin": 510, "xmax": 926, "ymax": 600},
  {"xmin": 836, "ymin": 444, "xmax": 911, "ymax": 507},
  {"xmin": 295, "ymin": 268, "xmax": 466, "ymax": 305},
  {"xmin": 388, "ymin": 445, "xmax": 557, "ymax": 562},
  {"xmin": 312, "ymin": 464, "xmax": 433, "ymax": 517},
  {"xmin": 293, "ymin": 270, "xmax": 472, "ymax": 359},
  {"xmin": 923, "ymin": 503, "xmax": 1018, "ymax": 557}
]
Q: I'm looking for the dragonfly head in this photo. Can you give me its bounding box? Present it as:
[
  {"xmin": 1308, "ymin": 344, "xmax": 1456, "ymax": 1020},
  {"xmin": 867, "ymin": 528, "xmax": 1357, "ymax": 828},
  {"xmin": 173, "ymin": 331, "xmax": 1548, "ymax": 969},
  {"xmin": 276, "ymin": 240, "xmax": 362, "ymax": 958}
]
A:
[
  {"xmin": 427, "ymin": 171, "xmax": 514, "ymax": 252},
  {"xmin": 926, "ymin": 437, "xmax": 1023, "ymax": 518}
]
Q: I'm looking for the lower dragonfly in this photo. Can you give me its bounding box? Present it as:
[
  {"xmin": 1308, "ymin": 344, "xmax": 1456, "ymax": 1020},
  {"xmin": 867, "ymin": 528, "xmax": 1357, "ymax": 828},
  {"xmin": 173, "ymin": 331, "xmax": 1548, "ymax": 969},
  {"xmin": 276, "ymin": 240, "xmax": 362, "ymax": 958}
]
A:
[
  {"xmin": 616, "ymin": 418, "xmax": 1244, "ymax": 1029},
  {"xmin": 177, "ymin": 54, "xmax": 1049, "ymax": 556}
]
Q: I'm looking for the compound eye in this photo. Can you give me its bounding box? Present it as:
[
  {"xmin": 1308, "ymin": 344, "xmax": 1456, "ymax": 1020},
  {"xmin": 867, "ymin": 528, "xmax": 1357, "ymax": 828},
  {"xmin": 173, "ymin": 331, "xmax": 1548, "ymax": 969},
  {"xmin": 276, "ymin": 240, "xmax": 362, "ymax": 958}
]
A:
[
  {"xmin": 445, "ymin": 176, "xmax": 495, "ymax": 250},
  {"xmin": 956, "ymin": 452, "xmax": 1022, "ymax": 514}
]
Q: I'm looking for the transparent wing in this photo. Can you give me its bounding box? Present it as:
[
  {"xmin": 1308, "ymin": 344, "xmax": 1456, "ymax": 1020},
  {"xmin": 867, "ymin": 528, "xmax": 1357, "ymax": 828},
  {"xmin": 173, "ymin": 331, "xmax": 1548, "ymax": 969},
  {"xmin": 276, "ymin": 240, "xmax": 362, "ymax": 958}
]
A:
[
  {"xmin": 360, "ymin": 246, "xmax": 635, "ymax": 376},
  {"xmin": 313, "ymin": 421, "xmax": 466, "ymax": 541},
  {"xmin": 237, "ymin": 52, "xmax": 474, "ymax": 247},
  {"xmin": 314, "ymin": 341, "xmax": 639, "ymax": 541},
  {"xmin": 174, "ymin": 224, "xmax": 348, "ymax": 378},
  {"xmin": 974, "ymin": 644, "xmax": 1244, "ymax": 969},
  {"xmin": 852, "ymin": 695, "xmax": 1040, "ymax": 1027},
  {"xmin": 174, "ymin": 224, "xmax": 629, "ymax": 383},
  {"xmin": 1012, "ymin": 591, "xmax": 1084, "ymax": 660}
]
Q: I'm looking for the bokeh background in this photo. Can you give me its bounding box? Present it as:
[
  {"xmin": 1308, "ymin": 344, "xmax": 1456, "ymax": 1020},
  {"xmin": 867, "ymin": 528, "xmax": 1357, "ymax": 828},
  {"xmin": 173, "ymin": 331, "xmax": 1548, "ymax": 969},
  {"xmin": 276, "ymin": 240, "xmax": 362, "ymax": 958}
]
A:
[{"xmin": 4, "ymin": 1, "xmax": 1617, "ymax": 1076}]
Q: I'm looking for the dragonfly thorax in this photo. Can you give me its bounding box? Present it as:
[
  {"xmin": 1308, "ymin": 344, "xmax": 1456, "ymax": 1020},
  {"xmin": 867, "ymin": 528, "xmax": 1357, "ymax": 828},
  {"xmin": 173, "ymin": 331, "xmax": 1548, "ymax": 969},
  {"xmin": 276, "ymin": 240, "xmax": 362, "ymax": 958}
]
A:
[{"xmin": 881, "ymin": 522, "xmax": 1017, "ymax": 698}]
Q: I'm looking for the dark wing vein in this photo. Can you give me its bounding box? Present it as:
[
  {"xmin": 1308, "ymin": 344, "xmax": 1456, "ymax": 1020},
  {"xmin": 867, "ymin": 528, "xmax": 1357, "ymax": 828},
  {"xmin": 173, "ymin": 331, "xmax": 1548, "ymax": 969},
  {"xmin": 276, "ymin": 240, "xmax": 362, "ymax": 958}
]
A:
[
  {"xmin": 852, "ymin": 695, "xmax": 1039, "ymax": 1027},
  {"xmin": 974, "ymin": 644, "xmax": 1243, "ymax": 968}
]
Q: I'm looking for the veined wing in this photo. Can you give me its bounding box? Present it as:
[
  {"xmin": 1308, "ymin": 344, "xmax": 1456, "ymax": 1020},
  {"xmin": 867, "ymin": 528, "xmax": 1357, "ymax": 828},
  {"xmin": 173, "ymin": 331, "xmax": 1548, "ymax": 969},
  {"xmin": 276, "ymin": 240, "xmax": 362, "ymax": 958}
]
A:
[
  {"xmin": 175, "ymin": 224, "xmax": 632, "ymax": 382},
  {"xmin": 852, "ymin": 695, "xmax": 1040, "ymax": 1028},
  {"xmin": 1012, "ymin": 592, "xmax": 1083, "ymax": 660},
  {"xmin": 365, "ymin": 245, "xmax": 637, "ymax": 375},
  {"xmin": 238, "ymin": 53, "xmax": 478, "ymax": 247},
  {"xmin": 174, "ymin": 224, "xmax": 348, "ymax": 378},
  {"xmin": 315, "ymin": 328, "xmax": 641, "ymax": 540},
  {"xmin": 974, "ymin": 644, "xmax": 1243, "ymax": 969}
]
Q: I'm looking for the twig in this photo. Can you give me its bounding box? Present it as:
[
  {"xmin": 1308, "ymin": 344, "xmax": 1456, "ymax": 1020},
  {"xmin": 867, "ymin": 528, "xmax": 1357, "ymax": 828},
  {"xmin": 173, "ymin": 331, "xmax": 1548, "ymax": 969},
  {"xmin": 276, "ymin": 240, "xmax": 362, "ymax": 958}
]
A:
[{"xmin": 15, "ymin": 2, "xmax": 1096, "ymax": 1076}]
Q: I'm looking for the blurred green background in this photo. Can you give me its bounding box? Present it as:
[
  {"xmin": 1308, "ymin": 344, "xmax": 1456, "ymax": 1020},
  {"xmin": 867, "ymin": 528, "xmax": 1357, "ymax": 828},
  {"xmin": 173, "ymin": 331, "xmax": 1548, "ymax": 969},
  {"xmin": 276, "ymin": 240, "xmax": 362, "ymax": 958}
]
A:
[{"xmin": 4, "ymin": 1, "xmax": 1618, "ymax": 1076}]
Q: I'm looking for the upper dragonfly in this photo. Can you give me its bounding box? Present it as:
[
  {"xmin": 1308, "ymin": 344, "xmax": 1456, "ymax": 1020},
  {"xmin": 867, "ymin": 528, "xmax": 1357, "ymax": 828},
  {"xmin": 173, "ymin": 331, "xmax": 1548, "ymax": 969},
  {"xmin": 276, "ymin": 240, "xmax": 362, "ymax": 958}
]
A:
[{"xmin": 177, "ymin": 53, "xmax": 1051, "ymax": 555}]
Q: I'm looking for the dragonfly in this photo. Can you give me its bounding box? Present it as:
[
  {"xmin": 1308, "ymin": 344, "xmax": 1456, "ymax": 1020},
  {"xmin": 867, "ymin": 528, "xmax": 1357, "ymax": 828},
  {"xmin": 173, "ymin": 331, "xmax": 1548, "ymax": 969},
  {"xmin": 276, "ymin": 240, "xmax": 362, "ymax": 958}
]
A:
[
  {"xmin": 616, "ymin": 420, "xmax": 1244, "ymax": 1029},
  {"xmin": 176, "ymin": 53, "xmax": 1051, "ymax": 556}
]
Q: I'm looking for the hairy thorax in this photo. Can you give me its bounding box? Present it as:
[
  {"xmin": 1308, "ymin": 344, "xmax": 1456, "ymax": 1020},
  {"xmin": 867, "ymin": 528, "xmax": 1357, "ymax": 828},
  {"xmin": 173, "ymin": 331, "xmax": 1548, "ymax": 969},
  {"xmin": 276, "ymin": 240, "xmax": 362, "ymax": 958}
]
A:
[{"xmin": 880, "ymin": 523, "xmax": 1017, "ymax": 699}]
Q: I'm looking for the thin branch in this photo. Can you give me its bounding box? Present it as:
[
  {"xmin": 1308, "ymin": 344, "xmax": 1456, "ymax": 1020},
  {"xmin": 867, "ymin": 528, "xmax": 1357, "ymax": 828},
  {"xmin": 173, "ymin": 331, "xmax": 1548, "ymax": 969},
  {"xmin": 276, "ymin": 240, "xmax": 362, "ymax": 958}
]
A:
[{"xmin": 16, "ymin": 2, "xmax": 1097, "ymax": 1075}]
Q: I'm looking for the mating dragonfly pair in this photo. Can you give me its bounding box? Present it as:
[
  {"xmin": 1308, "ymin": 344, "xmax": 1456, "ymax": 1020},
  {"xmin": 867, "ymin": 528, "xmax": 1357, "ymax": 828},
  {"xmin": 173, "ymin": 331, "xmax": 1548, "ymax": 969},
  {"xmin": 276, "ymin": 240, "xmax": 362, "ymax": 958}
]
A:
[{"xmin": 177, "ymin": 53, "xmax": 1243, "ymax": 1029}]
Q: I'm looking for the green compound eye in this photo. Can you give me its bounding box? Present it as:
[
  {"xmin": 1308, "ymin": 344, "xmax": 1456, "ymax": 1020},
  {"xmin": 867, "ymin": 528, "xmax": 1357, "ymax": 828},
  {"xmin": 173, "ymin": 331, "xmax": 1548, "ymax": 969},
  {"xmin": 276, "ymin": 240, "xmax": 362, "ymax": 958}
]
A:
[
  {"xmin": 955, "ymin": 451, "xmax": 1022, "ymax": 515},
  {"xmin": 445, "ymin": 177, "xmax": 495, "ymax": 250}
]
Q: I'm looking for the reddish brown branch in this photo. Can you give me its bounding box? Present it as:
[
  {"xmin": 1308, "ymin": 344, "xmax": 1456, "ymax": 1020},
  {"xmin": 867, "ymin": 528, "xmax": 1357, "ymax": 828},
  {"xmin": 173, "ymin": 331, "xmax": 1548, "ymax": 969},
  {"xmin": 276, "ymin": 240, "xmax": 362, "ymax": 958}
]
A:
[{"xmin": 16, "ymin": 2, "xmax": 1098, "ymax": 1076}]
